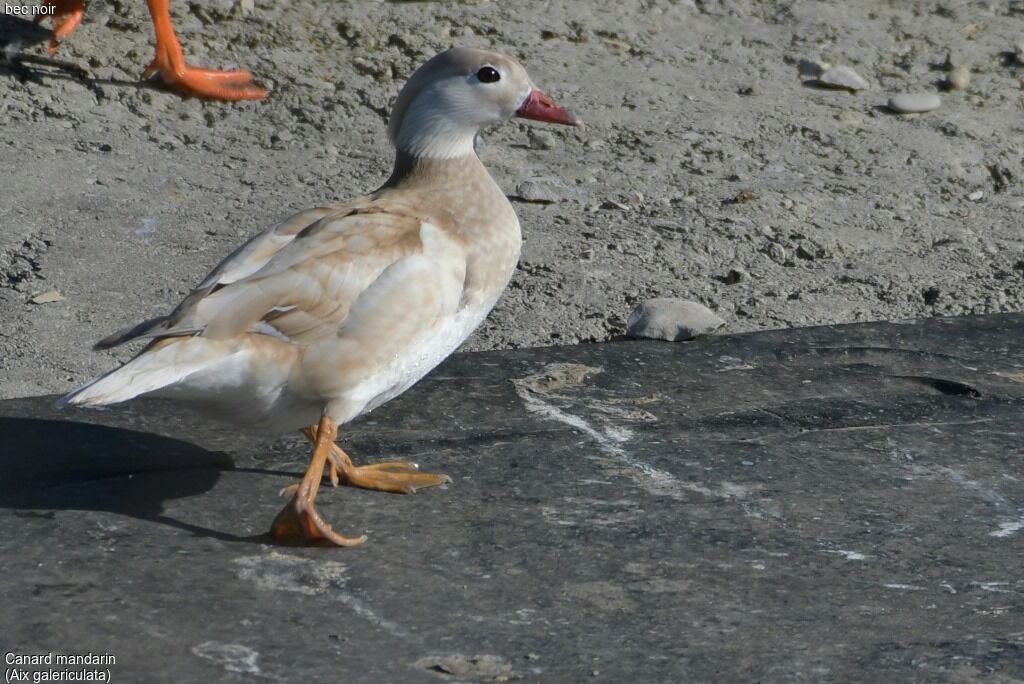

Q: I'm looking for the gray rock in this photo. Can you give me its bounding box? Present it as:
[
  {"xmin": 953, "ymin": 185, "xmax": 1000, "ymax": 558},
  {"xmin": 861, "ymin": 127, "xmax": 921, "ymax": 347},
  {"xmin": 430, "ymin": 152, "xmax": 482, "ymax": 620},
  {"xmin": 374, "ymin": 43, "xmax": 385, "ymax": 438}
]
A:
[
  {"xmin": 767, "ymin": 242, "xmax": 787, "ymax": 264},
  {"xmin": 888, "ymin": 93, "xmax": 941, "ymax": 113},
  {"xmin": 817, "ymin": 65, "xmax": 868, "ymax": 91},
  {"xmin": 514, "ymin": 179, "xmax": 562, "ymax": 203},
  {"xmin": 627, "ymin": 298, "xmax": 725, "ymax": 341},
  {"xmin": 528, "ymin": 129, "xmax": 557, "ymax": 150}
]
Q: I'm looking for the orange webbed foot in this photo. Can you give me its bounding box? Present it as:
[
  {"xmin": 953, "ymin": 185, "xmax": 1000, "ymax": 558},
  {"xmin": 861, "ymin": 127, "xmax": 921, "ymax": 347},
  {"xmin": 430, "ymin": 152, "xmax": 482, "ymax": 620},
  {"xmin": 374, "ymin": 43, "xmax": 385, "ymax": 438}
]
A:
[
  {"xmin": 36, "ymin": 0, "xmax": 84, "ymax": 56},
  {"xmin": 143, "ymin": 0, "xmax": 266, "ymax": 101},
  {"xmin": 271, "ymin": 484, "xmax": 367, "ymax": 547},
  {"xmin": 142, "ymin": 56, "xmax": 267, "ymax": 101},
  {"xmin": 305, "ymin": 427, "xmax": 452, "ymax": 494}
]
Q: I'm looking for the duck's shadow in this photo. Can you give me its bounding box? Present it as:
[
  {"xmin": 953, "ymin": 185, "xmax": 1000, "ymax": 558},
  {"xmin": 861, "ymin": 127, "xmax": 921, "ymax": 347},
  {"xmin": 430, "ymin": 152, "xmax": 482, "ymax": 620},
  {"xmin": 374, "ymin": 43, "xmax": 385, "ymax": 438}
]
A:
[{"xmin": 0, "ymin": 412, "xmax": 278, "ymax": 543}]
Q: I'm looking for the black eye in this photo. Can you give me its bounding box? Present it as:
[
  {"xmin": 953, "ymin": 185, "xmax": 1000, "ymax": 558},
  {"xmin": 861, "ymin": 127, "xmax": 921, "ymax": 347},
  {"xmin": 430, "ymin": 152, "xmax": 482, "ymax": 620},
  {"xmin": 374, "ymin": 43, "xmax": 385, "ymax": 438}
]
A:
[{"xmin": 476, "ymin": 66, "xmax": 501, "ymax": 83}]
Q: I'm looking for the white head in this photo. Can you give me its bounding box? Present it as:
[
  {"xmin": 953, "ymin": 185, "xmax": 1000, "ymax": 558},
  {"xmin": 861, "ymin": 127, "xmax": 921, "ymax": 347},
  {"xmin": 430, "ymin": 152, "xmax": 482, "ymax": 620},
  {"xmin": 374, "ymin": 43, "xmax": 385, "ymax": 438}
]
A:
[{"xmin": 388, "ymin": 47, "xmax": 582, "ymax": 160}]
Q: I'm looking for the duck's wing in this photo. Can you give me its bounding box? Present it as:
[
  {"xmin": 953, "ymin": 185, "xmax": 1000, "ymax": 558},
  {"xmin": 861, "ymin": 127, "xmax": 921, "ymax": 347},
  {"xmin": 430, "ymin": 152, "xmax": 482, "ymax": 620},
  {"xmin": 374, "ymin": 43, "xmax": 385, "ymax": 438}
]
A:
[
  {"xmin": 100, "ymin": 201, "xmax": 467, "ymax": 349},
  {"xmin": 95, "ymin": 203, "xmax": 353, "ymax": 349}
]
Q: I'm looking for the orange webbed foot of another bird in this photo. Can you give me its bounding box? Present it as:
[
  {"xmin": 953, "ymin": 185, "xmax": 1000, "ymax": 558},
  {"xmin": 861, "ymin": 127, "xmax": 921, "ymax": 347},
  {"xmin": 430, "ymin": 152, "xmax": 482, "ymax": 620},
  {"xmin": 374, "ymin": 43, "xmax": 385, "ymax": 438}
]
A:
[
  {"xmin": 142, "ymin": 54, "xmax": 267, "ymax": 101},
  {"xmin": 143, "ymin": 0, "xmax": 266, "ymax": 100},
  {"xmin": 35, "ymin": 0, "xmax": 84, "ymax": 56}
]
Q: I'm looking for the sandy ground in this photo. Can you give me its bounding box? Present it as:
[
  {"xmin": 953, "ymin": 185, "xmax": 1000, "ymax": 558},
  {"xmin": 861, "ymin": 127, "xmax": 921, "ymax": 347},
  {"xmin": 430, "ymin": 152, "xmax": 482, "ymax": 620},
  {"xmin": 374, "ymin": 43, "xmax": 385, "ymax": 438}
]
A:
[{"xmin": 1, "ymin": 0, "xmax": 1022, "ymax": 400}]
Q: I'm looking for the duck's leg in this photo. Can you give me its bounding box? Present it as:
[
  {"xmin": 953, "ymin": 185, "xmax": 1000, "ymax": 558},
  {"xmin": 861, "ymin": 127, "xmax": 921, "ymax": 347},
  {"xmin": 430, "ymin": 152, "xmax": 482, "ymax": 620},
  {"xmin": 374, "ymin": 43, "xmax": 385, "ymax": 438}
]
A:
[
  {"xmin": 141, "ymin": 0, "xmax": 266, "ymax": 100},
  {"xmin": 303, "ymin": 425, "xmax": 452, "ymax": 494},
  {"xmin": 271, "ymin": 415, "xmax": 366, "ymax": 546},
  {"xmin": 35, "ymin": 0, "xmax": 84, "ymax": 56}
]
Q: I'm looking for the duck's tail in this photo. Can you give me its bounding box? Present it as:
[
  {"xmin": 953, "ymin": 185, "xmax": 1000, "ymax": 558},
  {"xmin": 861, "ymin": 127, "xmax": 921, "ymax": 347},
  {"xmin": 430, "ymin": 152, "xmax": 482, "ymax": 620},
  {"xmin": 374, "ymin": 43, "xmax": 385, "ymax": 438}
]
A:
[{"xmin": 58, "ymin": 337, "xmax": 220, "ymax": 408}]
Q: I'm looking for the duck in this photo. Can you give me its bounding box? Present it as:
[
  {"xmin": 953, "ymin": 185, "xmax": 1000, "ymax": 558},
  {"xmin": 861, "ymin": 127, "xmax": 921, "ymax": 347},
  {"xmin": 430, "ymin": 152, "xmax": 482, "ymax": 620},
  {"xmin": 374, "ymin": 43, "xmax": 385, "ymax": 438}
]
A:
[
  {"xmin": 61, "ymin": 47, "xmax": 583, "ymax": 546},
  {"xmin": 37, "ymin": 0, "xmax": 266, "ymax": 100}
]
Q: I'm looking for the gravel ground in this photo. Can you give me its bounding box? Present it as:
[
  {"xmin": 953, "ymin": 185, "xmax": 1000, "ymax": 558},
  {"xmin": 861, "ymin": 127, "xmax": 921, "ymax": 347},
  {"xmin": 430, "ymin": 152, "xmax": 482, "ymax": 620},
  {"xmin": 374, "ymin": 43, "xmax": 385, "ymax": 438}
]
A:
[{"xmin": 1, "ymin": 0, "xmax": 1023, "ymax": 399}]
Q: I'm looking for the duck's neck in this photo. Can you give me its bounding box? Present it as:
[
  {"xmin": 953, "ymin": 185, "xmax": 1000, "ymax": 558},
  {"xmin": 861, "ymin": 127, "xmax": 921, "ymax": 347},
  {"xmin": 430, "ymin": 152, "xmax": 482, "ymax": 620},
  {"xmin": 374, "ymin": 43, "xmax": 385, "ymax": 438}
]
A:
[{"xmin": 382, "ymin": 150, "xmax": 488, "ymax": 190}]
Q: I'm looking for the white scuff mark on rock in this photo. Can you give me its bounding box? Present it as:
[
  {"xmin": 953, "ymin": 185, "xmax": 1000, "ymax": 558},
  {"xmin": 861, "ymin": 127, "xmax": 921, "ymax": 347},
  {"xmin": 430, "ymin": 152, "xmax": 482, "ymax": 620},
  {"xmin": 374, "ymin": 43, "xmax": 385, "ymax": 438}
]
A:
[
  {"xmin": 883, "ymin": 583, "xmax": 924, "ymax": 591},
  {"xmin": 513, "ymin": 372, "xmax": 683, "ymax": 498},
  {"xmin": 826, "ymin": 548, "xmax": 869, "ymax": 561},
  {"xmin": 971, "ymin": 581, "xmax": 1011, "ymax": 593},
  {"xmin": 191, "ymin": 642, "xmax": 261, "ymax": 675},
  {"xmin": 991, "ymin": 516, "xmax": 1024, "ymax": 538},
  {"xmin": 234, "ymin": 552, "xmax": 414, "ymax": 642},
  {"xmin": 233, "ymin": 551, "xmax": 348, "ymax": 596},
  {"xmin": 334, "ymin": 591, "xmax": 412, "ymax": 641},
  {"xmin": 937, "ymin": 467, "xmax": 1008, "ymax": 506},
  {"xmin": 716, "ymin": 355, "xmax": 756, "ymax": 371},
  {"xmin": 135, "ymin": 217, "xmax": 159, "ymax": 239}
]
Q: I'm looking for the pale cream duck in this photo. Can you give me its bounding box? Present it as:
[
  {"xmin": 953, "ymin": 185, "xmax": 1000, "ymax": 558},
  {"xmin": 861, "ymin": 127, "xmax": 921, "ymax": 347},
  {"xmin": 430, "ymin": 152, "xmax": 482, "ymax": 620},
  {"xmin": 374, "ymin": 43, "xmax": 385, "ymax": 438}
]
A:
[{"xmin": 61, "ymin": 47, "xmax": 582, "ymax": 546}]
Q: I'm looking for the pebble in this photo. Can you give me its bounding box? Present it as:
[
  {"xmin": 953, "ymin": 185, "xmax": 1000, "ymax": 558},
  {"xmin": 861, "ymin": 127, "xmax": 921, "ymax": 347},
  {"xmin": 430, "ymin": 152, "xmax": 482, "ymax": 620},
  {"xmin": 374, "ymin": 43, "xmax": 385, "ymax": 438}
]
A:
[
  {"xmin": 796, "ymin": 242, "xmax": 817, "ymax": 260},
  {"xmin": 767, "ymin": 242, "xmax": 787, "ymax": 264},
  {"xmin": 968, "ymin": 190, "xmax": 984, "ymax": 201},
  {"xmin": 817, "ymin": 65, "xmax": 868, "ymax": 92},
  {"xmin": 888, "ymin": 93, "xmax": 941, "ymax": 114},
  {"xmin": 946, "ymin": 64, "xmax": 970, "ymax": 90},
  {"xmin": 30, "ymin": 290, "xmax": 64, "ymax": 304},
  {"xmin": 528, "ymin": 129, "xmax": 557, "ymax": 150},
  {"xmin": 626, "ymin": 299, "xmax": 725, "ymax": 342},
  {"xmin": 514, "ymin": 180, "xmax": 561, "ymax": 204}
]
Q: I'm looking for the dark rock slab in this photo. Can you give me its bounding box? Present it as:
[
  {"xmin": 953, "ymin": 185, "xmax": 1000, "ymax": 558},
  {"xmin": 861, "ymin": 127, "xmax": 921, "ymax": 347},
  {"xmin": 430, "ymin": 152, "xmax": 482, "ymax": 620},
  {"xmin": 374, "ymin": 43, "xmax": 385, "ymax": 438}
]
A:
[{"xmin": 1, "ymin": 314, "xmax": 1022, "ymax": 682}]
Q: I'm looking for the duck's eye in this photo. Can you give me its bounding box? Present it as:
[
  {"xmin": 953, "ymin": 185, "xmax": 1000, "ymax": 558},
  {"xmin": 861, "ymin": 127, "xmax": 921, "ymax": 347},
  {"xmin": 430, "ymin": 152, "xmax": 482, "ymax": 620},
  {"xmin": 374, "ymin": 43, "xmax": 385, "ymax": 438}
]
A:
[{"xmin": 476, "ymin": 66, "xmax": 501, "ymax": 83}]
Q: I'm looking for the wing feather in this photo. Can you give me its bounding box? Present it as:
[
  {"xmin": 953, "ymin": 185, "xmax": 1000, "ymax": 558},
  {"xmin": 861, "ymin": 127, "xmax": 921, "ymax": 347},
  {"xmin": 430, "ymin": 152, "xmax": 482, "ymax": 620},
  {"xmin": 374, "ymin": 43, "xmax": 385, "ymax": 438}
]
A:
[{"xmin": 100, "ymin": 200, "xmax": 454, "ymax": 348}]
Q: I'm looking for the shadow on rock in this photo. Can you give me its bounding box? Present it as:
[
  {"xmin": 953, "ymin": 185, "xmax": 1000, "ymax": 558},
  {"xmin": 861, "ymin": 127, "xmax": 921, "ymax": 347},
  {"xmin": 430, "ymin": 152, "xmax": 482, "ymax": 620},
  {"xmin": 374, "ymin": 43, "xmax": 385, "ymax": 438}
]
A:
[{"xmin": 0, "ymin": 415, "xmax": 265, "ymax": 543}]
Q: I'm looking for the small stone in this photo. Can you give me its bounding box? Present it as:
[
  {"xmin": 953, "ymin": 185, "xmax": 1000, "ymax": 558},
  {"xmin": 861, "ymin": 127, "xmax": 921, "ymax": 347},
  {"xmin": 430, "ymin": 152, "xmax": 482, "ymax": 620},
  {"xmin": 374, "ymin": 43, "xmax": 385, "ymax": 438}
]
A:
[
  {"xmin": 888, "ymin": 93, "xmax": 941, "ymax": 113},
  {"xmin": 528, "ymin": 129, "xmax": 557, "ymax": 150},
  {"xmin": 817, "ymin": 65, "xmax": 868, "ymax": 92},
  {"xmin": 627, "ymin": 299, "xmax": 725, "ymax": 342},
  {"xmin": 30, "ymin": 290, "xmax": 64, "ymax": 304},
  {"xmin": 946, "ymin": 64, "xmax": 970, "ymax": 90},
  {"xmin": 514, "ymin": 180, "xmax": 561, "ymax": 204},
  {"xmin": 968, "ymin": 190, "xmax": 984, "ymax": 201},
  {"xmin": 767, "ymin": 242, "xmax": 787, "ymax": 264},
  {"xmin": 626, "ymin": 191, "xmax": 644, "ymax": 205},
  {"xmin": 796, "ymin": 242, "xmax": 817, "ymax": 260},
  {"xmin": 730, "ymin": 189, "xmax": 757, "ymax": 204}
]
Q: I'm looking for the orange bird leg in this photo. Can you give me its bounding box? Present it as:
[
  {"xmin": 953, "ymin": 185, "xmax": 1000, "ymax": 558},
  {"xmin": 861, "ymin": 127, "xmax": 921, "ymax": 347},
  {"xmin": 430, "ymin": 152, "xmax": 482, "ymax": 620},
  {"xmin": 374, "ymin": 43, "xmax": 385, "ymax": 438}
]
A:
[
  {"xmin": 141, "ymin": 0, "xmax": 266, "ymax": 100},
  {"xmin": 302, "ymin": 425, "xmax": 452, "ymax": 494},
  {"xmin": 271, "ymin": 415, "xmax": 366, "ymax": 546},
  {"xmin": 35, "ymin": 0, "xmax": 84, "ymax": 56}
]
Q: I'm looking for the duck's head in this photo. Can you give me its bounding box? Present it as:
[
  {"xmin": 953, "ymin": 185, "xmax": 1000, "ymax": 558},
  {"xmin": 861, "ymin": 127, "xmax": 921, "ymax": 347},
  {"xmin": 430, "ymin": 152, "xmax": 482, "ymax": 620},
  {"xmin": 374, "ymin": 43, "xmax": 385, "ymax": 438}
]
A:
[{"xmin": 388, "ymin": 47, "xmax": 583, "ymax": 160}]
